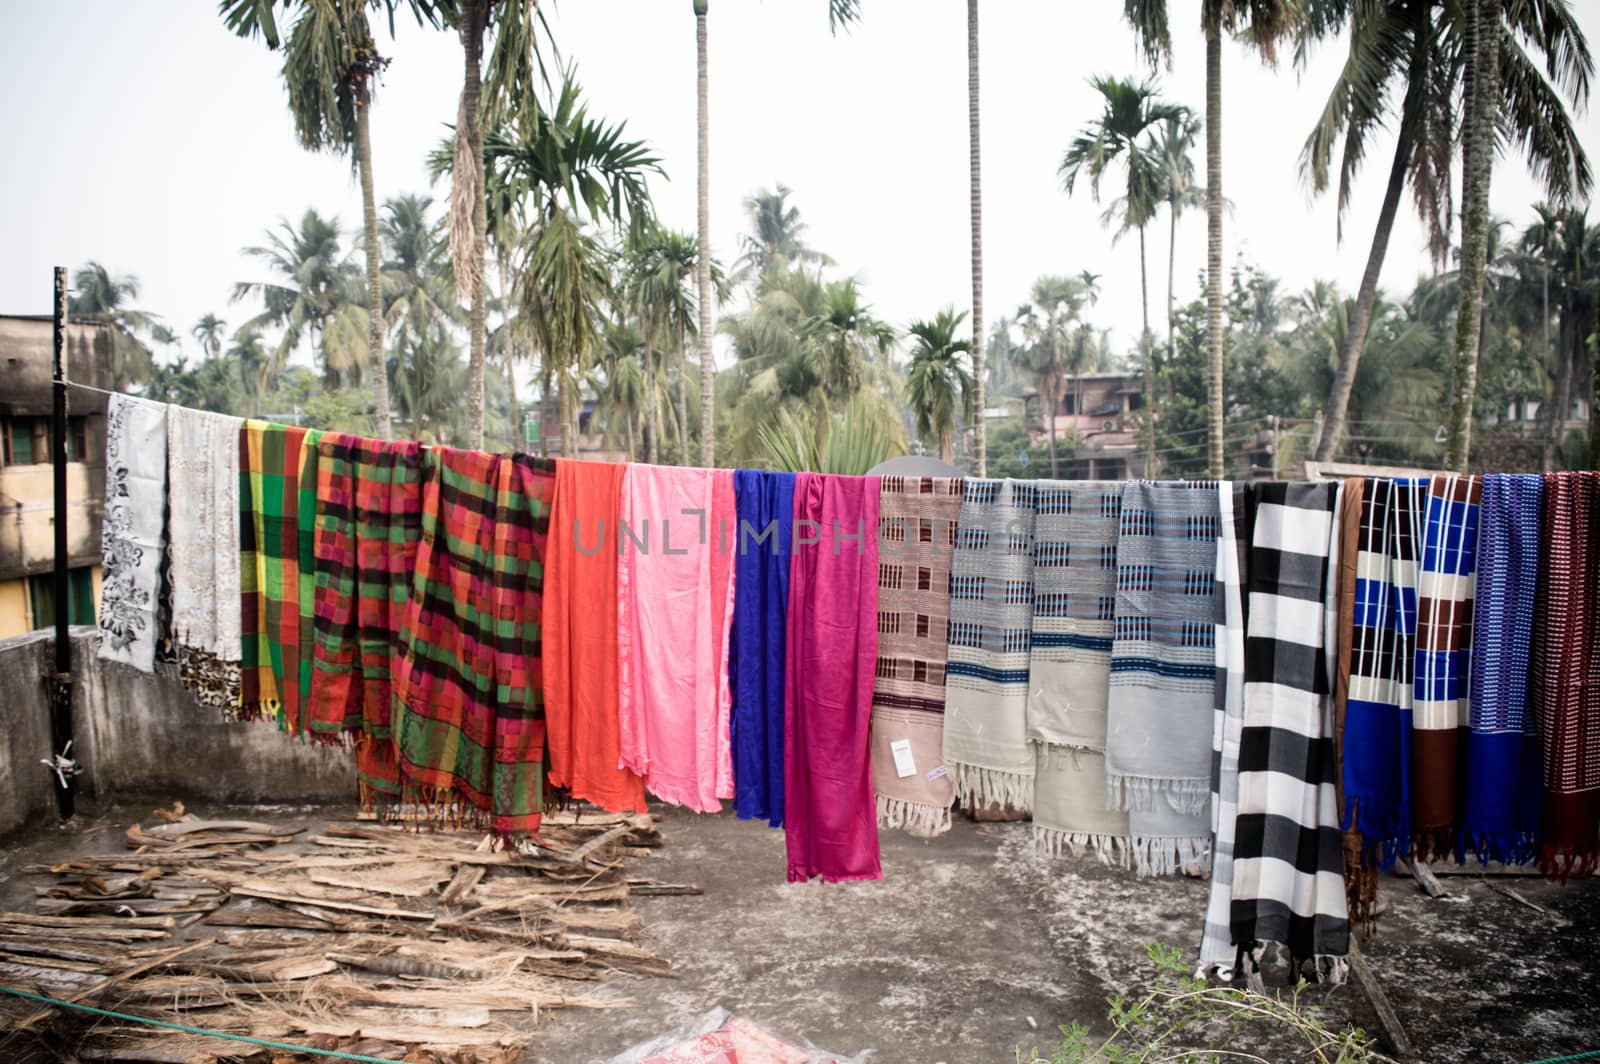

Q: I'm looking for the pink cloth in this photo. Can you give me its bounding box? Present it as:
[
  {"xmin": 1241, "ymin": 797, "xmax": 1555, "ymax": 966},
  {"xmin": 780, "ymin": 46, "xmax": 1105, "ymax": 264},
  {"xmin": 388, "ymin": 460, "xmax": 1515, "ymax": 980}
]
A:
[
  {"xmin": 784, "ymin": 473, "xmax": 883, "ymax": 882},
  {"xmin": 617, "ymin": 465, "xmax": 736, "ymax": 812}
]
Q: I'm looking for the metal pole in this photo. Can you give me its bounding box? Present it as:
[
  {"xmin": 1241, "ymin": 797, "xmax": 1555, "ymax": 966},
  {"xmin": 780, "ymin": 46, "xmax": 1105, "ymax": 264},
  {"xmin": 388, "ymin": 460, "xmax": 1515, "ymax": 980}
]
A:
[{"xmin": 50, "ymin": 266, "xmax": 76, "ymax": 819}]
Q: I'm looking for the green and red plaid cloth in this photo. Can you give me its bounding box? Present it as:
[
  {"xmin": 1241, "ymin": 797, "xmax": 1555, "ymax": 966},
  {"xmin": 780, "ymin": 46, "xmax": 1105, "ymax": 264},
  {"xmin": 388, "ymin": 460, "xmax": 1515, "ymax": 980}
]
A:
[
  {"xmin": 392, "ymin": 447, "xmax": 555, "ymax": 838},
  {"xmin": 308, "ymin": 433, "xmax": 424, "ymax": 806},
  {"xmin": 239, "ymin": 420, "xmax": 323, "ymax": 731}
]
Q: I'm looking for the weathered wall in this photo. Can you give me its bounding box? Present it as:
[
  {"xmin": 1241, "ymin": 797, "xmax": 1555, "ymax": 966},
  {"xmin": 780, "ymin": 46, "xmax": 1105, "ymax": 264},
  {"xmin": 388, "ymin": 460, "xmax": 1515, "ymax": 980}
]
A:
[
  {"xmin": 0, "ymin": 630, "xmax": 55, "ymax": 837},
  {"xmin": 0, "ymin": 626, "xmax": 356, "ymax": 838}
]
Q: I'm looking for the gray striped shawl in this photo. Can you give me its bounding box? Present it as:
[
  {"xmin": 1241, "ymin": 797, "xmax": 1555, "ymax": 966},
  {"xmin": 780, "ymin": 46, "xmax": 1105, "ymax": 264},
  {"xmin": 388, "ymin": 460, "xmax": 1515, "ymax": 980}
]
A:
[
  {"xmin": 942, "ymin": 478, "xmax": 1037, "ymax": 812},
  {"xmin": 1028, "ymin": 480, "xmax": 1129, "ymax": 861}
]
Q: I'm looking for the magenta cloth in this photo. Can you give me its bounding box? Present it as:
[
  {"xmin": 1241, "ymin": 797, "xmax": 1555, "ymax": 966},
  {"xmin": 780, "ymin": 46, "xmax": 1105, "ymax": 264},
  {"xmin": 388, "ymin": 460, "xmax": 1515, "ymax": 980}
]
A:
[
  {"xmin": 617, "ymin": 464, "xmax": 737, "ymax": 812},
  {"xmin": 784, "ymin": 472, "xmax": 883, "ymax": 882}
]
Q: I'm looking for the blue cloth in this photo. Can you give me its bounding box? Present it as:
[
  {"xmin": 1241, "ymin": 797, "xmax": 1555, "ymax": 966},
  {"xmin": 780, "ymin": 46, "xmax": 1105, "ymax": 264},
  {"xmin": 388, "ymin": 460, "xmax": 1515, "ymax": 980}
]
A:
[
  {"xmin": 729, "ymin": 470, "xmax": 796, "ymax": 826},
  {"xmin": 1462, "ymin": 473, "xmax": 1544, "ymax": 864},
  {"xmin": 1342, "ymin": 477, "xmax": 1428, "ymax": 867}
]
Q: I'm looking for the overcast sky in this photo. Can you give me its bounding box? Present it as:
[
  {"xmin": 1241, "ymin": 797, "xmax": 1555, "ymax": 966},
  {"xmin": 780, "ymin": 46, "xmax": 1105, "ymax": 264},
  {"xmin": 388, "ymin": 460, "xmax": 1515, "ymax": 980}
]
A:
[{"xmin": 3, "ymin": 1, "xmax": 1596, "ymax": 368}]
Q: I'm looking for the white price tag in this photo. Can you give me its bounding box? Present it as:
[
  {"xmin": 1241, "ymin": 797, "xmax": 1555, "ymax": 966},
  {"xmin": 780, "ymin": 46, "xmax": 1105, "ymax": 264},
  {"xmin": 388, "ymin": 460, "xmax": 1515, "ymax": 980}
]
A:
[
  {"xmin": 925, "ymin": 763, "xmax": 948, "ymax": 781},
  {"xmin": 889, "ymin": 738, "xmax": 916, "ymax": 778}
]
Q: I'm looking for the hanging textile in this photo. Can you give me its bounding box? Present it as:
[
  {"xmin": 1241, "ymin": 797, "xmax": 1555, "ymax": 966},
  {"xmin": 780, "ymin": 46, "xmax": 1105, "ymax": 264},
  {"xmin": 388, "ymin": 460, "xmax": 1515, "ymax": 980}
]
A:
[
  {"xmin": 1342, "ymin": 477, "xmax": 1428, "ymax": 867},
  {"xmin": 237, "ymin": 421, "xmax": 323, "ymax": 730},
  {"xmin": 943, "ymin": 478, "xmax": 1037, "ymax": 813},
  {"xmin": 785, "ymin": 472, "xmax": 882, "ymax": 882},
  {"xmin": 98, "ymin": 394, "xmax": 169, "ymax": 673},
  {"xmin": 1531, "ymin": 470, "xmax": 1600, "ymax": 880},
  {"xmin": 1198, "ymin": 482, "xmax": 1252, "ymax": 975},
  {"xmin": 870, "ymin": 475, "xmax": 962, "ymax": 837},
  {"xmin": 730, "ymin": 469, "xmax": 796, "ymax": 826},
  {"xmin": 1461, "ymin": 474, "xmax": 1544, "ymax": 865},
  {"xmin": 1028, "ymin": 480, "xmax": 1128, "ymax": 862},
  {"xmin": 1105, "ymin": 481, "xmax": 1218, "ymax": 874},
  {"xmin": 307, "ymin": 433, "xmax": 423, "ymax": 808},
  {"xmin": 1411, "ymin": 474, "xmax": 1481, "ymax": 860},
  {"xmin": 543, "ymin": 459, "xmax": 647, "ymax": 814},
  {"xmin": 1331, "ymin": 479, "xmax": 1378, "ymax": 936},
  {"xmin": 392, "ymin": 449, "xmax": 554, "ymax": 837},
  {"xmin": 616, "ymin": 465, "xmax": 737, "ymax": 813},
  {"xmin": 1230, "ymin": 482, "xmax": 1348, "ymax": 973},
  {"xmin": 165, "ymin": 405, "xmax": 244, "ymax": 712}
]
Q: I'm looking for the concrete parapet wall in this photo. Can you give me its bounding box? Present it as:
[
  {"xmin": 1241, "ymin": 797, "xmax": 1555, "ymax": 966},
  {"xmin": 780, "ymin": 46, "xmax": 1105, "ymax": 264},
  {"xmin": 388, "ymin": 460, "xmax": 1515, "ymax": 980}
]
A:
[{"xmin": 0, "ymin": 626, "xmax": 355, "ymax": 837}]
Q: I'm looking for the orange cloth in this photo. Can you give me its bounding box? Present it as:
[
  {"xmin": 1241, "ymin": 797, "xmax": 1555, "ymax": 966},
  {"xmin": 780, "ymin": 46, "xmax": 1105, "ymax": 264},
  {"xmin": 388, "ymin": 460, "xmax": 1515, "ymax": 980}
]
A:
[{"xmin": 542, "ymin": 459, "xmax": 647, "ymax": 812}]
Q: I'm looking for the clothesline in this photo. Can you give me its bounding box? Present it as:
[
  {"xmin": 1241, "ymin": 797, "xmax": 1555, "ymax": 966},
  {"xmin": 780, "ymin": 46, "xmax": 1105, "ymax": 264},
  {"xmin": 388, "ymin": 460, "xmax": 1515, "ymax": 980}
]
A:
[{"xmin": 87, "ymin": 390, "xmax": 1600, "ymax": 987}]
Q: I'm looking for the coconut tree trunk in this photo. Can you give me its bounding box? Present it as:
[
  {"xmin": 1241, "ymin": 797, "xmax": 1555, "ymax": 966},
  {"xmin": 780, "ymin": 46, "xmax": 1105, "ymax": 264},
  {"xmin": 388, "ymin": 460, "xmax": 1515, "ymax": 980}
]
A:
[
  {"xmin": 642, "ymin": 334, "xmax": 661, "ymax": 464},
  {"xmin": 355, "ymin": 101, "xmax": 391, "ymax": 441},
  {"xmin": 457, "ymin": 0, "xmax": 489, "ymax": 450},
  {"xmin": 557, "ymin": 371, "xmax": 572, "ymax": 458},
  {"xmin": 675, "ymin": 358, "xmax": 691, "ymax": 464},
  {"xmin": 1204, "ymin": 26, "xmax": 1224, "ymax": 479},
  {"xmin": 539, "ymin": 364, "xmax": 552, "ymax": 457},
  {"xmin": 504, "ymin": 348, "xmax": 521, "ymax": 448},
  {"xmin": 1589, "ymin": 306, "xmax": 1600, "ymax": 469},
  {"xmin": 1138, "ymin": 224, "xmax": 1155, "ymax": 473},
  {"xmin": 1551, "ymin": 312, "xmax": 1576, "ymax": 465},
  {"xmin": 694, "ymin": 1, "xmax": 715, "ymax": 466},
  {"xmin": 1168, "ymin": 197, "xmax": 1178, "ymax": 369},
  {"xmin": 1314, "ymin": 137, "xmax": 1412, "ymax": 462},
  {"xmin": 1316, "ymin": 5, "xmax": 1428, "ymax": 463},
  {"xmin": 1445, "ymin": 0, "xmax": 1500, "ymax": 471},
  {"xmin": 968, "ymin": 0, "xmax": 986, "ymax": 476},
  {"xmin": 1044, "ymin": 388, "xmax": 1059, "ymax": 479}
]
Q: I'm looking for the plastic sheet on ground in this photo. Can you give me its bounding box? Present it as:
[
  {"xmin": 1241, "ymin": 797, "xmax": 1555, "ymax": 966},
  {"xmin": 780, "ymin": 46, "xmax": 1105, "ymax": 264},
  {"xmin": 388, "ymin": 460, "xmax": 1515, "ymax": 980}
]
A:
[{"xmin": 605, "ymin": 1007, "xmax": 869, "ymax": 1064}]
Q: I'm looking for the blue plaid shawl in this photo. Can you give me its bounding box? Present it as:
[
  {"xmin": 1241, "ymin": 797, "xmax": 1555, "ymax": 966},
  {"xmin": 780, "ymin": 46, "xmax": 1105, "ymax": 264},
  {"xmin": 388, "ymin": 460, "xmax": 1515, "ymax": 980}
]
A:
[{"xmin": 1343, "ymin": 478, "xmax": 1428, "ymax": 867}]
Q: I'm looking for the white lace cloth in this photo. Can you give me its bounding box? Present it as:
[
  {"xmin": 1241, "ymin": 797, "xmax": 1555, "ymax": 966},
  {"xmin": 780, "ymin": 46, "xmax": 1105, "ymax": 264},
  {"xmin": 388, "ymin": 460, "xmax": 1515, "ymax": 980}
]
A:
[
  {"xmin": 167, "ymin": 406, "xmax": 244, "ymax": 659},
  {"xmin": 98, "ymin": 394, "xmax": 168, "ymax": 672}
]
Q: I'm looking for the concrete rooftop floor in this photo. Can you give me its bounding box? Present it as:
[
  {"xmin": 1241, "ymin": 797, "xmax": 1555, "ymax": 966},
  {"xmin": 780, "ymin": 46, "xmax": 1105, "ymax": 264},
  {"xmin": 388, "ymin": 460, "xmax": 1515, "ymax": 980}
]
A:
[{"xmin": 2, "ymin": 801, "xmax": 1598, "ymax": 1063}]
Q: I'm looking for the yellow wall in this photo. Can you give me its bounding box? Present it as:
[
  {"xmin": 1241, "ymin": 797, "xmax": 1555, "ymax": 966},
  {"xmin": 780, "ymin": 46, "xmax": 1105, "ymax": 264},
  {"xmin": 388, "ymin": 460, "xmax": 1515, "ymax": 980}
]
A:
[{"xmin": 0, "ymin": 578, "xmax": 31, "ymax": 641}]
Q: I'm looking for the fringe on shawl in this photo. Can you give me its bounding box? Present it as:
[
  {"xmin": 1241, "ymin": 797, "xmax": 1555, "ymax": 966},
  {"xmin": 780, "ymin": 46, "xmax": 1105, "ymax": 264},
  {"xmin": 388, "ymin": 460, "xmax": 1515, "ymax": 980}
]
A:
[
  {"xmin": 1128, "ymin": 834, "xmax": 1210, "ymax": 878},
  {"xmin": 1237, "ymin": 942, "xmax": 1350, "ymax": 988},
  {"xmin": 1462, "ymin": 830, "xmax": 1538, "ymax": 868},
  {"xmin": 1343, "ymin": 830, "xmax": 1379, "ymax": 943},
  {"xmin": 1540, "ymin": 845, "xmax": 1600, "ymax": 884},
  {"xmin": 876, "ymin": 794, "xmax": 953, "ymax": 838},
  {"xmin": 951, "ymin": 762, "xmax": 1034, "ymax": 815},
  {"xmin": 1109, "ymin": 774, "xmax": 1212, "ymax": 818},
  {"xmin": 1033, "ymin": 825, "xmax": 1130, "ymax": 869}
]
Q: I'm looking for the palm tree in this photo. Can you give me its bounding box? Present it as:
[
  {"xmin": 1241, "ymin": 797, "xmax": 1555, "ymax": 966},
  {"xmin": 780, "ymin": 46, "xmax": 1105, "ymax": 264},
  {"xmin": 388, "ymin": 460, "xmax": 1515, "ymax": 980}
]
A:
[
  {"xmin": 968, "ymin": 0, "xmax": 986, "ymax": 476},
  {"xmin": 192, "ymin": 313, "xmax": 227, "ymax": 361},
  {"xmin": 1014, "ymin": 275, "xmax": 1090, "ymax": 478},
  {"xmin": 1303, "ymin": 0, "xmax": 1592, "ymax": 463},
  {"xmin": 905, "ymin": 307, "xmax": 974, "ymax": 462},
  {"xmin": 1124, "ymin": 0, "xmax": 1301, "ymax": 479},
  {"xmin": 234, "ymin": 209, "xmax": 368, "ymax": 389},
  {"xmin": 226, "ymin": 324, "xmax": 269, "ymax": 411},
  {"xmin": 693, "ymin": 0, "xmax": 864, "ymax": 467},
  {"xmin": 803, "ymin": 278, "xmax": 896, "ymax": 404},
  {"xmin": 1519, "ymin": 205, "xmax": 1599, "ymax": 467},
  {"xmin": 381, "ymin": 194, "xmax": 461, "ymax": 441},
  {"xmin": 1060, "ymin": 75, "xmax": 1186, "ymax": 472},
  {"xmin": 735, "ymin": 184, "xmax": 835, "ymax": 280},
  {"xmin": 1292, "ymin": 282, "xmax": 1444, "ymax": 465},
  {"xmin": 222, "ymin": 0, "xmax": 395, "ymax": 440},
  {"xmin": 69, "ymin": 262, "xmax": 156, "ymax": 389},
  {"xmin": 628, "ymin": 226, "xmax": 711, "ymax": 464},
  {"xmin": 1151, "ymin": 113, "xmax": 1203, "ymax": 368}
]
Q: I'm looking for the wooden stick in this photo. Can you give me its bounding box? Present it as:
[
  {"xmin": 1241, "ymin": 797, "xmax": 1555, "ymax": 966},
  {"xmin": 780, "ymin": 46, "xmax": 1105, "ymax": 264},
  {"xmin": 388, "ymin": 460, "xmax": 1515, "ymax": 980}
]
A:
[
  {"xmin": 565, "ymin": 823, "xmax": 635, "ymax": 865},
  {"xmin": 1347, "ymin": 940, "xmax": 1413, "ymax": 1061},
  {"xmin": 440, "ymin": 864, "xmax": 486, "ymax": 906},
  {"xmin": 13, "ymin": 938, "xmax": 215, "ymax": 1031},
  {"xmin": 224, "ymin": 886, "xmax": 433, "ymax": 920}
]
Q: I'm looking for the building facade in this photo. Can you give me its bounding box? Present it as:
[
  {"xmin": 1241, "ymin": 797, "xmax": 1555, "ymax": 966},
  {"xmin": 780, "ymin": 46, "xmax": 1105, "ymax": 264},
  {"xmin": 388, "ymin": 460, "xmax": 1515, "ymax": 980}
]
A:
[
  {"xmin": 1024, "ymin": 372, "xmax": 1147, "ymax": 480},
  {"xmin": 0, "ymin": 314, "xmax": 113, "ymax": 639}
]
